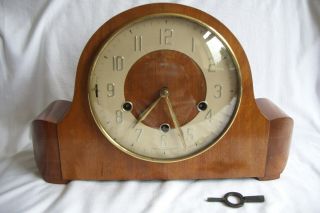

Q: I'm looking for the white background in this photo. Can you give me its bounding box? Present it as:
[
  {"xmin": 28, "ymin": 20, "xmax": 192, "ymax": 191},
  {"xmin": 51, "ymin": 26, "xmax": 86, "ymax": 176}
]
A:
[{"xmin": 0, "ymin": 0, "xmax": 319, "ymax": 212}]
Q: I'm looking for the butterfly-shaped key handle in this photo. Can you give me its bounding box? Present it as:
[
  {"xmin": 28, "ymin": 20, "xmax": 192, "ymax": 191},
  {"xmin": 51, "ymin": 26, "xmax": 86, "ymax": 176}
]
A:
[{"xmin": 206, "ymin": 192, "xmax": 265, "ymax": 208}]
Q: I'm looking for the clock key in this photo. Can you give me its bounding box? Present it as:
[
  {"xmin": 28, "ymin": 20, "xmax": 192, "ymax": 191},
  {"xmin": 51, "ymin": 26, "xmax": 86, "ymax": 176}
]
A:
[{"xmin": 206, "ymin": 192, "xmax": 265, "ymax": 208}]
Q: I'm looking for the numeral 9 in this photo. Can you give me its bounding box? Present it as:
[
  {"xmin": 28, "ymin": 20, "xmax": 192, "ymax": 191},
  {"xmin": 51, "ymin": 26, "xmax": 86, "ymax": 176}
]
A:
[{"xmin": 107, "ymin": 83, "xmax": 115, "ymax": 97}]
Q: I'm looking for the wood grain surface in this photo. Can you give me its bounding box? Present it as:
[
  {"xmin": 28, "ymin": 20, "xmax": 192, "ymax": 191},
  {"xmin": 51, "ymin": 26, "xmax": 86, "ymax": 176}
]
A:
[
  {"xmin": 32, "ymin": 100, "xmax": 71, "ymax": 184},
  {"xmin": 32, "ymin": 3, "xmax": 293, "ymax": 183},
  {"xmin": 124, "ymin": 49, "xmax": 206, "ymax": 128}
]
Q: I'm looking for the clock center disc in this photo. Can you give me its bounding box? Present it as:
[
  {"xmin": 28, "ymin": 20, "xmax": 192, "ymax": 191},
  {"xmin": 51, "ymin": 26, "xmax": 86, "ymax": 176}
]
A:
[{"xmin": 124, "ymin": 50, "xmax": 206, "ymax": 128}]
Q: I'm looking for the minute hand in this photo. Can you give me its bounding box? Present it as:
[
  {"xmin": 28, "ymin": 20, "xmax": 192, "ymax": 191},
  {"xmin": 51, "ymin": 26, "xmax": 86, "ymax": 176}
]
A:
[{"xmin": 165, "ymin": 96, "xmax": 187, "ymax": 149}]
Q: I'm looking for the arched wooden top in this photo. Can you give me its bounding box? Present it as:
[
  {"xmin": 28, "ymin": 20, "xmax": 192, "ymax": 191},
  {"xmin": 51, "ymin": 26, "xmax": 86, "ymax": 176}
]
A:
[{"xmin": 65, "ymin": 3, "xmax": 255, "ymax": 121}]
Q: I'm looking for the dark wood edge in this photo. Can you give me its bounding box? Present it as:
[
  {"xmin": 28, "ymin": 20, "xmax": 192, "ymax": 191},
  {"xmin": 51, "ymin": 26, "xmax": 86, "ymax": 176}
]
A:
[
  {"xmin": 255, "ymin": 98, "xmax": 294, "ymax": 180},
  {"xmin": 32, "ymin": 100, "xmax": 71, "ymax": 184}
]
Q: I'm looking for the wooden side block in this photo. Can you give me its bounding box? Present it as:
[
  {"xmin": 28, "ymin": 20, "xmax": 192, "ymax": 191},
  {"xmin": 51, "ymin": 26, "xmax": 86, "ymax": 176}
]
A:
[
  {"xmin": 32, "ymin": 100, "xmax": 71, "ymax": 184},
  {"xmin": 256, "ymin": 98, "xmax": 293, "ymax": 180}
]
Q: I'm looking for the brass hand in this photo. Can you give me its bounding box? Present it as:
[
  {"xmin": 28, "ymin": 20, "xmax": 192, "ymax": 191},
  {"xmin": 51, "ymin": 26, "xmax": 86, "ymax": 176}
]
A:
[
  {"xmin": 134, "ymin": 88, "xmax": 168, "ymax": 127},
  {"xmin": 165, "ymin": 95, "xmax": 187, "ymax": 149}
]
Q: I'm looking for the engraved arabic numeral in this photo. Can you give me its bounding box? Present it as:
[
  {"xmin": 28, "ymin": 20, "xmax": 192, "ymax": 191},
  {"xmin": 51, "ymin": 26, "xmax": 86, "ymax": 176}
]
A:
[
  {"xmin": 161, "ymin": 135, "xmax": 167, "ymax": 147},
  {"xmin": 187, "ymin": 128, "xmax": 194, "ymax": 141},
  {"xmin": 192, "ymin": 37, "xmax": 195, "ymax": 52},
  {"xmin": 160, "ymin": 28, "xmax": 173, "ymax": 45},
  {"xmin": 113, "ymin": 56, "xmax": 124, "ymax": 71},
  {"xmin": 107, "ymin": 83, "xmax": 115, "ymax": 97},
  {"xmin": 134, "ymin": 35, "xmax": 142, "ymax": 51},
  {"xmin": 214, "ymin": 84, "xmax": 222, "ymax": 98},
  {"xmin": 115, "ymin": 110, "xmax": 123, "ymax": 124},
  {"xmin": 205, "ymin": 109, "xmax": 213, "ymax": 122},
  {"xmin": 208, "ymin": 57, "xmax": 216, "ymax": 72}
]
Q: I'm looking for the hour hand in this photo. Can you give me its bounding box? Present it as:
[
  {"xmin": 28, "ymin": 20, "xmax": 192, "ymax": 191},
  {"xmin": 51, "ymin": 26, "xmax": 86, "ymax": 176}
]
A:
[
  {"xmin": 134, "ymin": 96, "xmax": 161, "ymax": 127},
  {"xmin": 133, "ymin": 87, "xmax": 169, "ymax": 127}
]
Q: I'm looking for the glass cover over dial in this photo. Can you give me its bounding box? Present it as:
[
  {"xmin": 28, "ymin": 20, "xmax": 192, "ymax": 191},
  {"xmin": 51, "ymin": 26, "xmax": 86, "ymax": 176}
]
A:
[{"xmin": 88, "ymin": 15, "xmax": 241, "ymax": 162}]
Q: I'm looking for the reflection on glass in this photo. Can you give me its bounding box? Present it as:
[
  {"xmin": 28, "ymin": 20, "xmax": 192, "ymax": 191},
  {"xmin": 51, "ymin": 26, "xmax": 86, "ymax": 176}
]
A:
[{"xmin": 206, "ymin": 33, "xmax": 224, "ymax": 65}]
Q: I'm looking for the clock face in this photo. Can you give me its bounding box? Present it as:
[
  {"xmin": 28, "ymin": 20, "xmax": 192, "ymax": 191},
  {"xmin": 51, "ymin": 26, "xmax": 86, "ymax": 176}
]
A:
[{"xmin": 88, "ymin": 15, "xmax": 241, "ymax": 162}]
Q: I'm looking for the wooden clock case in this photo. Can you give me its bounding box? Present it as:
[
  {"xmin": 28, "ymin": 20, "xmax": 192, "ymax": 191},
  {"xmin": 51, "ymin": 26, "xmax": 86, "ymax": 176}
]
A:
[{"xmin": 32, "ymin": 3, "xmax": 293, "ymax": 184}]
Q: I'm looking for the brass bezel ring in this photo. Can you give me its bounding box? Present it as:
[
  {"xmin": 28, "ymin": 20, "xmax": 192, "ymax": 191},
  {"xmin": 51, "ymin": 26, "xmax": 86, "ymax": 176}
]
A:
[{"xmin": 88, "ymin": 12, "xmax": 243, "ymax": 163}]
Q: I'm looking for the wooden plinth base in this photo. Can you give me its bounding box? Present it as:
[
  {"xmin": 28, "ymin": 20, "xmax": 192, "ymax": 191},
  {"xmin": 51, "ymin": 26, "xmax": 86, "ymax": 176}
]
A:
[{"xmin": 32, "ymin": 98, "xmax": 293, "ymax": 184}]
